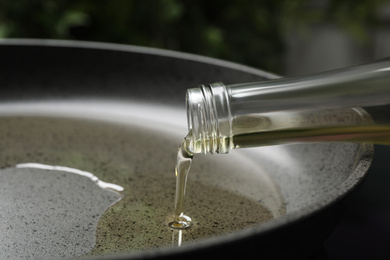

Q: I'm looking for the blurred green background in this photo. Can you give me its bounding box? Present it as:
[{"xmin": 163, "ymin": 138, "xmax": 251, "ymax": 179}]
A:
[{"xmin": 0, "ymin": 0, "xmax": 388, "ymax": 74}]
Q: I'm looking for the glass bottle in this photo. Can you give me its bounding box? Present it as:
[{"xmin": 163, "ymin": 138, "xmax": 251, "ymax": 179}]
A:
[{"xmin": 185, "ymin": 58, "xmax": 390, "ymax": 154}]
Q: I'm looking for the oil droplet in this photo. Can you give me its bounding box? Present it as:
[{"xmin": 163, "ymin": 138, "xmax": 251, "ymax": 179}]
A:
[{"xmin": 169, "ymin": 214, "xmax": 192, "ymax": 230}]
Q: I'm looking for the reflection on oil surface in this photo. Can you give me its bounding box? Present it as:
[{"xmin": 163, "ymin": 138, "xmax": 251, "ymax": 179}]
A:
[{"xmin": 0, "ymin": 164, "xmax": 121, "ymax": 259}]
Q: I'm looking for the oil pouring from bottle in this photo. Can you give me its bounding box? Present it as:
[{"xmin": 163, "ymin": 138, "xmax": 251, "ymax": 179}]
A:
[
  {"xmin": 170, "ymin": 58, "xmax": 390, "ymax": 229},
  {"xmin": 169, "ymin": 138, "xmax": 193, "ymax": 229}
]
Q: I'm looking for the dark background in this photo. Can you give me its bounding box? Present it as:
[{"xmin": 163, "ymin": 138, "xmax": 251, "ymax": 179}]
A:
[
  {"xmin": 1, "ymin": 0, "xmax": 390, "ymax": 75},
  {"xmin": 1, "ymin": 1, "xmax": 390, "ymax": 259}
]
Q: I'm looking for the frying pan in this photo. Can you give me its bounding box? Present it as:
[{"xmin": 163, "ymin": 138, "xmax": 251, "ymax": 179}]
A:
[{"xmin": 0, "ymin": 39, "xmax": 373, "ymax": 259}]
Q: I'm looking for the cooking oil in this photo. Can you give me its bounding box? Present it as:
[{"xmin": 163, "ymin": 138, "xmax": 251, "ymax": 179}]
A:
[
  {"xmin": 0, "ymin": 105, "xmax": 278, "ymax": 256},
  {"xmin": 233, "ymin": 124, "xmax": 390, "ymax": 148},
  {"xmin": 169, "ymin": 141, "xmax": 193, "ymax": 229}
]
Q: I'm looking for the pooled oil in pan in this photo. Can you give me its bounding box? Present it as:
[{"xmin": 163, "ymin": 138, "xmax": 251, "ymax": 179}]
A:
[{"xmin": 0, "ymin": 101, "xmax": 285, "ymax": 258}]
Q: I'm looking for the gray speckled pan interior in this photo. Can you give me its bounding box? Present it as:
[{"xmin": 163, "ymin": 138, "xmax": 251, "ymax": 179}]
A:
[{"xmin": 0, "ymin": 40, "xmax": 373, "ymax": 259}]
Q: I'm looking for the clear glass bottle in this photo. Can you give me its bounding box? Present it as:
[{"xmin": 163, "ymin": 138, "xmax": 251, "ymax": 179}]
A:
[{"xmin": 185, "ymin": 58, "xmax": 390, "ymax": 154}]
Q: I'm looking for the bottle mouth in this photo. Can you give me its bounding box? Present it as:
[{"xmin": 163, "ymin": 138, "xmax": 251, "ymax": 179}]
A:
[
  {"xmin": 186, "ymin": 85, "xmax": 218, "ymax": 154},
  {"xmin": 185, "ymin": 82, "xmax": 232, "ymax": 154}
]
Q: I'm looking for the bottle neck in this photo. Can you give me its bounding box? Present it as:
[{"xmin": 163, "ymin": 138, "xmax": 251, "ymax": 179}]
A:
[{"xmin": 185, "ymin": 82, "xmax": 233, "ymax": 154}]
